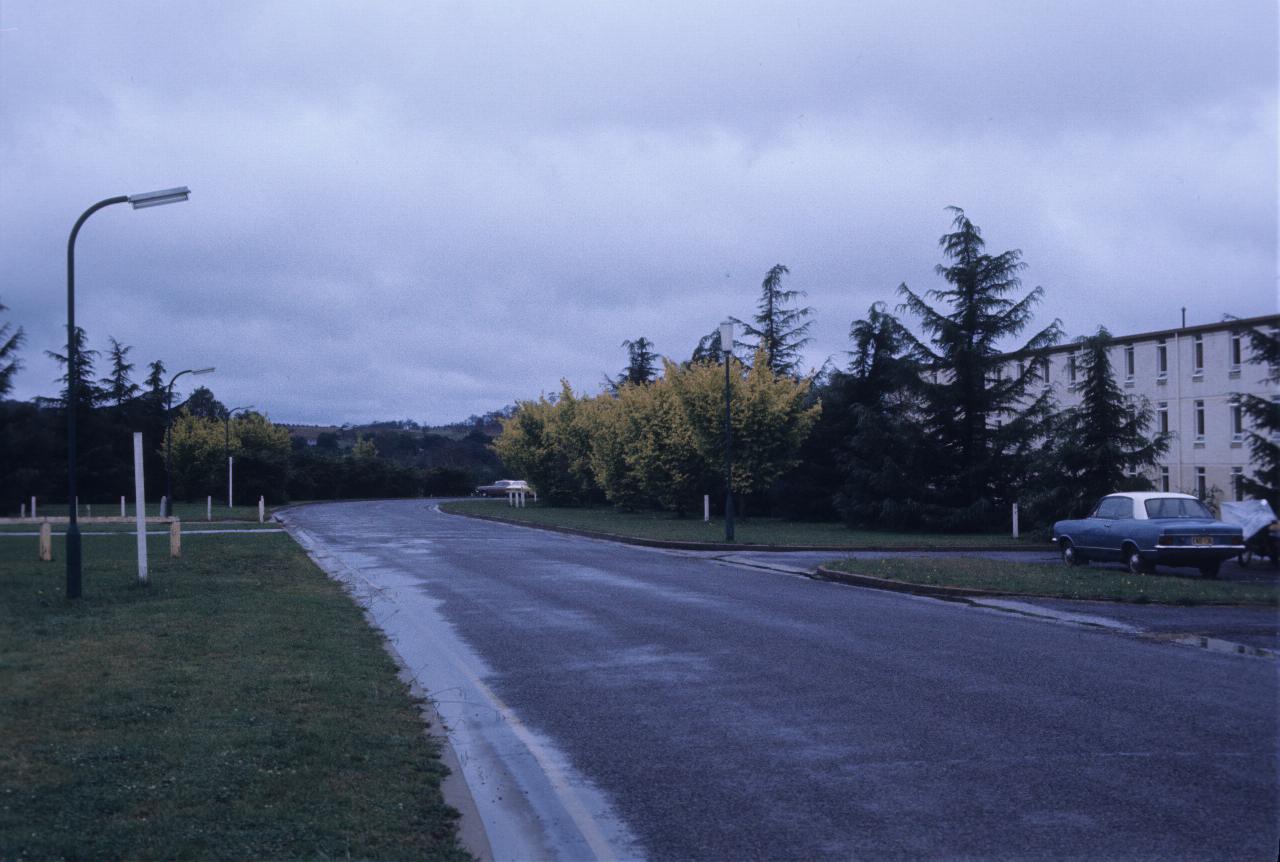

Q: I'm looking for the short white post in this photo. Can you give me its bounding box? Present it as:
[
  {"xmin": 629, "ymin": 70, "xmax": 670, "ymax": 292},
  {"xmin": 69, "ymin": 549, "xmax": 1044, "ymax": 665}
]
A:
[
  {"xmin": 133, "ymin": 432, "xmax": 148, "ymax": 584},
  {"xmin": 508, "ymin": 491, "xmax": 514, "ymax": 508},
  {"xmin": 120, "ymin": 496, "xmax": 126, "ymax": 517},
  {"xmin": 31, "ymin": 496, "xmax": 36, "ymax": 518},
  {"xmin": 39, "ymin": 522, "xmax": 52, "ymax": 561},
  {"xmin": 207, "ymin": 495, "xmax": 212, "ymax": 521},
  {"xmin": 704, "ymin": 494, "xmax": 710, "ymax": 522},
  {"xmin": 160, "ymin": 495, "xmax": 168, "ymax": 518},
  {"xmin": 20, "ymin": 503, "xmax": 26, "ymax": 519},
  {"xmin": 227, "ymin": 456, "xmax": 234, "ymax": 509},
  {"xmin": 87, "ymin": 503, "xmax": 91, "ymax": 518},
  {"xmin": 258, "ymin": 496, "xmax": 265, "ymax": 523},
  {"xmin": 1012, "ymin": 503, "xmax": 1020, "ymax": 539}
]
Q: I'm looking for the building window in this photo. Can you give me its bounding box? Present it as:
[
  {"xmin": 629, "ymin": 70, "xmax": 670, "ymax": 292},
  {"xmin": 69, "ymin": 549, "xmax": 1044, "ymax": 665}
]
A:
[
  {"xmin": 1231, "ymin": 466, "xmax": 1244, "ymax": 501},
  {"xmin": 1192, "ymin": 334, "xmax": 1204, "ymax": 376},
  {"xmin": 1067, "ymin": 353, "xmax": 1077, "ymax": 385},
  {"xmin": 1230, "ymin": 332, "xmax": 1243, "ymax": 371},
  {"xmin": 1156, "ymin": 339, "xmax": 1168, "ymax": 379},
  {"xmin": 1124, "ymin": 344, "xmax": 1135, "ymax": 380},
  {"xmin": 1039, "ymin": 356, "xmax": 1050, "ymax": 388},
  {"xmin": 1159, "ymin": 466, "xmax": 1170, "ymax": 492},
  {"xmin": 1231, "ymin": 397, "xmax": 1244, "ymax": 441},
  {"xmin": 1194, "ymin": 400, "xmax": 1206, "ymax": 439},
  {"xmin": 1157, "ymin": 402, "xmax": 1169, "ymax": 434},
  {"xmin": 1017, "ymin": 359, "xmax": 1026, "ymax": 379},
  {"xmin": 1195, "ymin": 467, "xmax": 1207, "ymax": 499}
]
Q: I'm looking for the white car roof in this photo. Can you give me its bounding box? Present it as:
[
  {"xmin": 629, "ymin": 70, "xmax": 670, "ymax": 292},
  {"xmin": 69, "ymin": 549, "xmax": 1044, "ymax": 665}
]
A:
[{"xmin": 1103, "ymin": 492, "xmax": 1197, "ymax": 502}]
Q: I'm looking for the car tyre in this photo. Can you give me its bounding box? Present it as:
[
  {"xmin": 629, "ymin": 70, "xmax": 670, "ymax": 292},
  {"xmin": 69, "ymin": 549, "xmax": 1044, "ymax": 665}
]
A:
[
  {"xmin": 1199, "ymin": 561, "xmax": 1221, "ymax": 579},
  {"xmin": 1060, "ymin": 540, "xmax": 1085, "ymax": 567},
  {"xmin": 1125, "ymin": 545, "xmax": 1152, "ymax": 575}
]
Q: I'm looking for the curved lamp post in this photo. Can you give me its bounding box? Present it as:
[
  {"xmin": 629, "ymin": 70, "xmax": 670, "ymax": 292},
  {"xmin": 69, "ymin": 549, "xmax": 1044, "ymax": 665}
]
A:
[
  {"xmin": 224, "ymin": 405, "xmax": 253, "ymax": 508},
  {"xmin": 720, "ymin": 319, "xmax": 735, "ymax": 543},
  {"xmin": 163, "ymin": 367, "xmax": 216, "ymax": 516},
  {"xmin": 65, "ymin": 187, "xmax": 190, "ymax": 600}
]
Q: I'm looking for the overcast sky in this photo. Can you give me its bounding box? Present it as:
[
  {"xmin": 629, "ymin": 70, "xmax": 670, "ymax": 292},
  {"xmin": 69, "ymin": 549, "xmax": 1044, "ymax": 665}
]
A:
[{"xmin": 1, "ymin": 2, "xmax": 1275, "ymax": 426}]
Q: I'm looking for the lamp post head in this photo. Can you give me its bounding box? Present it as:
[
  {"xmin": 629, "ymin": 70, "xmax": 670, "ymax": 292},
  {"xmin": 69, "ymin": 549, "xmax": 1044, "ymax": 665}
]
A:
[
  {"xmin": 191, "ymin": 366, "xmax": 216, "ymax": 376},
  {"xmin": 719, "ymin": 320, "xmax": 735, "ymax": 355},
  {"xmin": 128, "ymin": 187, "xmax": 191, "ymax": 209}
]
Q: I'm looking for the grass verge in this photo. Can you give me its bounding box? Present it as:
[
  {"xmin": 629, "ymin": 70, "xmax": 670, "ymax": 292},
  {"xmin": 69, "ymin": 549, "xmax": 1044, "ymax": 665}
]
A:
[
  {"xmin": 440, "ymin": 499, "xmax": 1039, "ymax": 548},
  {"xmin": 822, "ymin": 557, "xmax": 1280, "ymax": 605},
  {"xmin": 0, "ymin": 532, "xmax": 469, "ymax": 860}
]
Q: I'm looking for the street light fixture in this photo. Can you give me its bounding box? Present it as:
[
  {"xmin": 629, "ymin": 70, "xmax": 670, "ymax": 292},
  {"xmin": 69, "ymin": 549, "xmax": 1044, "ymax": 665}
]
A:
[
  {"xmin": 163, "ymin": 367, "xmax": 216, "ymax": 516},
  {"xmin": 720, "ymin": 319, "xmax": 735, "ymax": 543},
  {"xmin": 65, "ymin": 187, "xmax": 190, "ymax": 600},
  {"xmin": 224, "ymin": 405, "xmax": 253, "ymax": 508}
]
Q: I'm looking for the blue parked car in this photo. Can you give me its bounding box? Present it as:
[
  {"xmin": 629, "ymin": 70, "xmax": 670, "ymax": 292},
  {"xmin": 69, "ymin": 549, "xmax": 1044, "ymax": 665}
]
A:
[{"xmin": 1052, "ymin": 492, "xmax": 1245, "ymax": 578}]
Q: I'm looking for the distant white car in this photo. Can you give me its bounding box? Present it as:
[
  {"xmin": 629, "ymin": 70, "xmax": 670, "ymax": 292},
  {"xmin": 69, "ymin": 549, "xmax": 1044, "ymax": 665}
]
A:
[{"xmin": 474, "ymin": 479, "xmax": 533, "ymax": 497}]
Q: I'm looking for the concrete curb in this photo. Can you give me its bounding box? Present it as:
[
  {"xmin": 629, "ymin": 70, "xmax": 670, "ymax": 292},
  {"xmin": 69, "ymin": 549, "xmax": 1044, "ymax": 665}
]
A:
[
  {"xmin": 811, "ymin": 565, "xmax": 1013, "ymax": 599},
  {"xmin": 441, "ymin": 506, "xmax": 1053, "ymax": 554}
]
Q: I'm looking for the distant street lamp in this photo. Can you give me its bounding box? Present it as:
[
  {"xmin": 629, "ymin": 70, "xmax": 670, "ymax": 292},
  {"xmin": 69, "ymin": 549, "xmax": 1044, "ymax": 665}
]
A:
[
  {"xmin": 65, "ymin": 187, "xmax": 190, "ymax": 600},
  {"xmin": 224, "ymin": 405, "xmax": 253, "ymax": 508},
  {"xmin": 164, "ymin": 367, "xmax": 216, "ymax": 515},
  {"xmin": 720, "ymin": 319, "xmax": 735, "ymax": 543}
]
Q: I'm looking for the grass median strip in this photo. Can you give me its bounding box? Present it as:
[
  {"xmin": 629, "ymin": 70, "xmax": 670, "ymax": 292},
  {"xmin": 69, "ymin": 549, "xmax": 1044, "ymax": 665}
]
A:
[
  {"xmin": 0, "ymin": 533, "xmax": 469, "ymax": 860},
  {"xmin": 821, "ymin": 557, "xmax": 1280, "ymax": 605},
  {"xmin": 441, "ymin": 499, "xmax": 1038, "ymax": 548}
]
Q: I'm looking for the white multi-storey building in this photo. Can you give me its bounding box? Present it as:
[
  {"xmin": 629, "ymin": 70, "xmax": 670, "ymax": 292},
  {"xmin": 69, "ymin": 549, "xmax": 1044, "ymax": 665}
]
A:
[{"xmin": 1005, "ymin": 314, "xmax": 1277, "ymax": 502}]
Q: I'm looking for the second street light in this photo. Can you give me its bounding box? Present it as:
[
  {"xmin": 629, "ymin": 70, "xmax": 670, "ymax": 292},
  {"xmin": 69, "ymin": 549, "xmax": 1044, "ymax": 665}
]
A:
[
  {"xmin": 224, "ymin": 405, "xmax": 253, "ymax": 509},
  {"xmin": 164, "ymin": 367, "xmax": 216, "ymax": 516},
  {"xmin": 64, "ymin": 186, "xmax": 190, "ymax": 600},
  {"xmin": 720, "ymin": 319, "xmax": 735, "ymax": 543}
]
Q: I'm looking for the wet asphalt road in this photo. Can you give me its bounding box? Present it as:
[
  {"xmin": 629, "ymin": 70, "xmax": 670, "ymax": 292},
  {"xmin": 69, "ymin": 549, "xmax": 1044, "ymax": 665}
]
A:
[{"xmin": 285, "ymin": 500, "xmax": 1278, "ymax": 861}]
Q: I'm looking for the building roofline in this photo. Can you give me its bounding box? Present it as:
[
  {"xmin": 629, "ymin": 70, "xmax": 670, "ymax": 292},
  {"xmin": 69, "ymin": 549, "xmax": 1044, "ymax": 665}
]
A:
[{"xmin": 1001, "ymin": 313, "xmax": 1279, "ymax": 359}]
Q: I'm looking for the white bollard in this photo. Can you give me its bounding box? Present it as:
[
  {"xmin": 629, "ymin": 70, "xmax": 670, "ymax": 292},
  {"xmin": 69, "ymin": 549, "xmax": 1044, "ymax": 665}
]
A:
[
  {"xmin": 704, "ymin": 494, "xmax": 710, "ymax": 523},
  {"xmin": 133, "ymin": 432, "xmax": 148, "ymax": 585},
  {"xmin": 258, "ymin": 496, "xmax": 265, "ymax": 523},
  {"xmin": 31, "ymin": 496, "xmax": 36, "ymax": 519},
  {"xmin": 120, "ymin": 496, "xmax": 126, "ymax": 517},
  {"xmin": 227, "ymin": 456, "xmax": 234, "ymax": 509},
  {"xmin": 207, "ymin": 496, "xmax": 212, "ymax": 521},
  {"xmin": 1012, "ymin": 503, "xmax": 1020, "ymax": 539},
  {"xmin": 160, "ymin": 496, "xmax": 168, "ymax": 518},
  {"xmin": 20, "ymin": 503, "xmax": 26, "ymax": 519},
  {"xmin": 87, "ymin": 503, "xmax": 91, "ymax": 518}
]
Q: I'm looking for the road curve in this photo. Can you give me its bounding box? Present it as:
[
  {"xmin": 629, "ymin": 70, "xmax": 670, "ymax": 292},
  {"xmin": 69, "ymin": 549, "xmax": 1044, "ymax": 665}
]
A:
[{"xmin": 282, "ymin": 500, "xmax": 1278, "ymax": 861}]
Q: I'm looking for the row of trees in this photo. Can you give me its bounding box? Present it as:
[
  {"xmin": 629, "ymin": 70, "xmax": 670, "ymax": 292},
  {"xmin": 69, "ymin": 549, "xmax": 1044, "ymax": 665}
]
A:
[
  {"xmin": 504, "ymin": 208, "xmax": 1277, "ymax": 529},
  {"xmin": 0, "ymin": 309, "xmax": 503, "ymax": 506},
  {"xmin": 497, "ymin": 352, "xmax": 819, "ymax": 512}
]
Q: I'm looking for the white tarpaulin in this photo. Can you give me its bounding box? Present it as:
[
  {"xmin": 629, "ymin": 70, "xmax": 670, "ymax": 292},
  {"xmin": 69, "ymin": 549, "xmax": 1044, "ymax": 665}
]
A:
[{"xmin": 1220, "ymin": 500, "xmax": 1277, "ymax": 541}]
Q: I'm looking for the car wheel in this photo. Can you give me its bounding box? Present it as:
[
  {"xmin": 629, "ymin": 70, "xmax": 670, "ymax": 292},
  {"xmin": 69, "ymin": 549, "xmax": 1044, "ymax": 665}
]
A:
[
  {"xmin": 1125, "ymin": 545, "xmax": 1151, "ymax": 575},
  {"xmin": 1060, "ymin": 540, "xmax": 1085, "ymax": 567},
  {"xmin": 1199, "ymin": 561, "xmax": 1221, "ymax": 579}
]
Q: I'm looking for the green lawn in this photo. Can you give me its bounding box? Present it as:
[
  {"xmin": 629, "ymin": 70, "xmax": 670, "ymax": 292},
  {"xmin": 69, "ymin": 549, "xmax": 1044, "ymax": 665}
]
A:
[
  {"xmin": 0, "ymin": 532, "xmax": 469, "ymax": 860},
  {"xmin": 440, "ymin": 499, "xmax": 1039, "ymax": 548},
  {"xmin": 822, "ymin": 557, "xmax": 1280, "ymax": 605}
]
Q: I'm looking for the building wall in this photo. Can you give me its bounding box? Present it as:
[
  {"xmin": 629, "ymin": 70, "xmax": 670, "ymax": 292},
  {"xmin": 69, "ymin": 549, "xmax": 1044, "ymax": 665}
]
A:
[{"xmin": 1009, "ymin": 316, "xmax": 1276, "ymax": 504}]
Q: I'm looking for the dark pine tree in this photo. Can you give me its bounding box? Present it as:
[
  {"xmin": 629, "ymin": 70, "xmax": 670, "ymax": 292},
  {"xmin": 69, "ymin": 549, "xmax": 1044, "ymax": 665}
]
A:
[
  {"xmin": 100, "ymin": 336, "xmax": 140, "ymax": 406},
  {"xmin": 0, "ymin": 296, "xmax": 23, "ymax": 398},
  {"xmin": 897, "ymin": 207, "xmax": 1062, "ymax": 529},
  {"xmin": 738, "ymin": 264, "xmax": 814, "ymax": 376},
  {"xmin": 617, "ymin": 337, "xmax": 658, "ymax": 387},
  {"xmin": 184, "ymin": 385, "xmax": 227, "ymax": 420},
  {"xmin": 1237, "ymin": 325, "xmax": 1280, "ymax": 508},
  {"xmin": 45, "ymin": 325, "xmax": 104, "ymax": 408},
  {"xmin": 1028, "ymin": 328, "xmax": 1170, "ymax": 523}
]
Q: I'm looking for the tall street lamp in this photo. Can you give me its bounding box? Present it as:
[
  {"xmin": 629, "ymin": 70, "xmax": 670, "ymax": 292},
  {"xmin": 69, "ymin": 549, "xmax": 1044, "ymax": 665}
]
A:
[
  {"xmin": 65, "ymin": 187, "xmax": 190, "ymax": 600},
  {"xmin": 224, "ymin": 405, "xmax": 253, "ymax": 508},
  {"xmin": 720, "ymin": 319, "xmax": 735, "ymax": 543},
  {"xmin": 164, "ymin": 367, "xmax": 216, "ymax": 516}
]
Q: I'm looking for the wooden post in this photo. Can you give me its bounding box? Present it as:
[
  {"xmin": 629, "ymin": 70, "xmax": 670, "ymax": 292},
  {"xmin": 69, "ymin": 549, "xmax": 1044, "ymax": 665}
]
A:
[
  {"xmin": 20, "ymin": 503, "xmax": 25, "ymax": 519},
  {"xmin": 39, "ymin": 522, "xmax": 52, "ymax": 562},
  {"xmin": 133, "ymin": 433, "xmax": 148, "ymax": 583},
  {"xmin": 120, "ymin": 496, "xmax": 126, "ymax": 517},
  {"xmin": 169, "ymin": 520, "xmax": 181, "ymax": 558}
]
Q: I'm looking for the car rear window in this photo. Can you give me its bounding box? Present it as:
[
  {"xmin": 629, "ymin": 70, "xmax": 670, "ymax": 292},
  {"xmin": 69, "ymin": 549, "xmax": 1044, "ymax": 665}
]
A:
[{"xmin": 1144, "ymin": 498, "xmax": 1212, "ymax": 519}]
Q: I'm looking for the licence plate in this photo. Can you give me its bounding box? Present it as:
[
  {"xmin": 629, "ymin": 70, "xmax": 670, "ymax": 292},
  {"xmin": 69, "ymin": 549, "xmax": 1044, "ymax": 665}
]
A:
[{"xmin": 1193, "ymin": 536, "xmax": 1212, "ymax": 546}]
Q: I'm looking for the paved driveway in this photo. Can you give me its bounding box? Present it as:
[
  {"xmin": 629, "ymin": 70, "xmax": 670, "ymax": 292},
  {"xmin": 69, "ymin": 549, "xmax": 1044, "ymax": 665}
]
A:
[{"xmin": 283, "ymin": 500, "xmax": 1278, "ymax": 861}]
